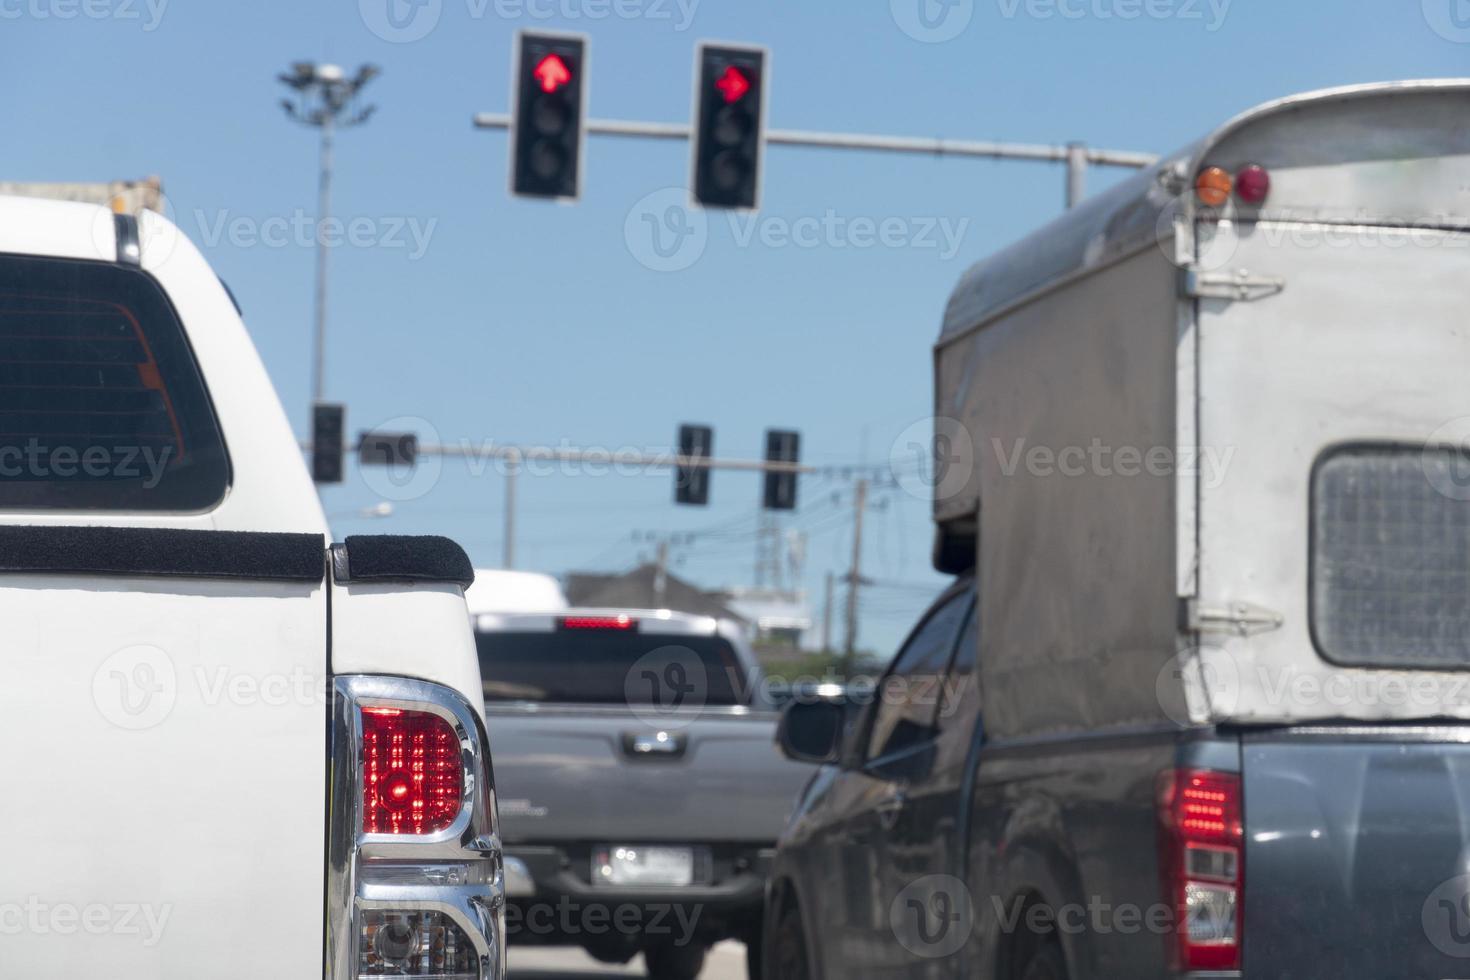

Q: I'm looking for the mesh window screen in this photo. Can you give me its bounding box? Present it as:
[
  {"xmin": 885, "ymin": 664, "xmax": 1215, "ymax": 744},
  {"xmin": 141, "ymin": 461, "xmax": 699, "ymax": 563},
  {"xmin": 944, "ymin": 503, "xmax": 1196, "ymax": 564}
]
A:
[{"xmin": 1312, "ymin": 445, "xmax": 1470, "ymax": 668}]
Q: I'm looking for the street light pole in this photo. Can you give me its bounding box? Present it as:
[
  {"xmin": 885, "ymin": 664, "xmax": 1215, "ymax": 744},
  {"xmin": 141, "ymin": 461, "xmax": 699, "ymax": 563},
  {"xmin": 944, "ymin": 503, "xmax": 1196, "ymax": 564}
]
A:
[
  {"xmin": 278, "ymin": 61, "xmax": 379, "ymax": 407},
  {"xmin": 314, "ymin": 111, "xmax": 333, "ymax": 405}
]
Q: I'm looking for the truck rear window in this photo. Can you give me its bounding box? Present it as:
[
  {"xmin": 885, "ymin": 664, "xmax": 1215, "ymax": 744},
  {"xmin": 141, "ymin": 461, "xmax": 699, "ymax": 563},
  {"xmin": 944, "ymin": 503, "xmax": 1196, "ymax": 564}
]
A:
[
  {"xmin": 0, "ymin": 254, "xmax": 228, "ymax": 510},
  {"xmin": 1311, "ymin": 444, "xmax": 1470, "ymax": 668},
  {"xmin": 475, "ymin": 629, "xmax": 745, "ymax": 706}
]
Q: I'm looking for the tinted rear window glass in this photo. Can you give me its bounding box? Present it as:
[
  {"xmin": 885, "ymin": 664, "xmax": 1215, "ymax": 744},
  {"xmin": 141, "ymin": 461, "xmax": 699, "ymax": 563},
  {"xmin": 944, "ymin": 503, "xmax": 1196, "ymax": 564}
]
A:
[
  {"xmin": 475, "ymin": 628, "xmax": 744, "ymax": 706},
  {"xmin": 0, "ymin": 254, "xmax": 228, "ymax": 510},
  {"xmin": 1312, "ymin": 445, "xmax": 1470, "ymax": 668}
]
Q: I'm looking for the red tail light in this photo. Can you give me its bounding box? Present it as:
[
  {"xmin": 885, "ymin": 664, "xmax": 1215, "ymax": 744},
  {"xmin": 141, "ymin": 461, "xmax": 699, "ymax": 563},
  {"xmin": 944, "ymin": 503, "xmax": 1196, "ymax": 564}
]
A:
[
  {"xmin": 1158, "ymin": 768, "xmax": 1243, "ymax": 971},
  {"xmin": 361, "ymin": 707, "xmax": 463, "ymax": 836},
  {"xmin": 560, "ymin": 615, "xmax": 636, "ymax": 630}
]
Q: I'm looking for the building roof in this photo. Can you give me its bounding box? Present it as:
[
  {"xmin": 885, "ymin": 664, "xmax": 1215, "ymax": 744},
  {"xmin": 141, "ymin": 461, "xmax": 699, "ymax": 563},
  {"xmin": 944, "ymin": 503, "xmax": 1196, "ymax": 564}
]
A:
[{"xmin": 564, "ymin": 563, "xmax": 746, "ymax": 624}]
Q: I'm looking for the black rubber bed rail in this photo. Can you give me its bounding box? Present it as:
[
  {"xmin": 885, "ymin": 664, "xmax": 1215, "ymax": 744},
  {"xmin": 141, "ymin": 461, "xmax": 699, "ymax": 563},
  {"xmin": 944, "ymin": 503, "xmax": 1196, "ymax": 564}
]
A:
[
  {"xmin": 332, "ymin": 534, "xmax": 475, "ymax": 588},
  {"xmin": 0, "ymin": 525, "xmax": 324, "ymax": 581}
]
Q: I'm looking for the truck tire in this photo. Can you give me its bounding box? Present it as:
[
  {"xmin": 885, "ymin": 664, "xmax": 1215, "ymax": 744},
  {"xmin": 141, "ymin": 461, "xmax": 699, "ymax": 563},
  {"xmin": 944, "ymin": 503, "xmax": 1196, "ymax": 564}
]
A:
[
  {"xmin": 644, "ymin": 940, "xmax": 707, "ymax": 980},
  {"xmin": 740, "ymin": 922, "xmax": 764, "ymax": 980},
  {"xmin": 766, "ymin": 905, "xmax": 809, "ymax": 980},
  {"xmin": 1018, "ymin": 942, "xmax": 1067, "ymax": 980}
]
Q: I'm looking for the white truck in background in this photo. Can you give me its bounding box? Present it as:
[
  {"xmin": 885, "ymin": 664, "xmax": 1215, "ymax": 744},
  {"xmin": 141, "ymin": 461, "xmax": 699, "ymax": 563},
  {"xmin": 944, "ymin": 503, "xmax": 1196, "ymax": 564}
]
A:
[{"xmin": 0, "ymin": 190, "xmax": 505, "ymax": 979}]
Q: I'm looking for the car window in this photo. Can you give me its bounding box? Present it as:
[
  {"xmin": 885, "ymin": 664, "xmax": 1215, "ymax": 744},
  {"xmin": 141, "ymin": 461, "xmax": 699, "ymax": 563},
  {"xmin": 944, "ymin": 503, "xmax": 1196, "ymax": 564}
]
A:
[
  {"xmin": 938, "ymin": 604, "xmax": 977, "ymax": 722},
  {"xmin": 0, "ymin": 254, "xmax": 229, "ymax": 510},
  {"xmin": 476, "ymin": 629, "xmax": 744, "ymax": 706},
  {"xmin": 866, "ymin": 591, "xmax": 971, "ymax": 761}
]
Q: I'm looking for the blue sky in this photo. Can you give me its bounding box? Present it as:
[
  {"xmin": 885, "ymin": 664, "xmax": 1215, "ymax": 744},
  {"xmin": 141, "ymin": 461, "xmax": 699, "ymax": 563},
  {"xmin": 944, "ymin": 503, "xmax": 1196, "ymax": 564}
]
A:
[{"xmin": 2, "ymin": 0, "xmax": 1464, "ymax": 652}]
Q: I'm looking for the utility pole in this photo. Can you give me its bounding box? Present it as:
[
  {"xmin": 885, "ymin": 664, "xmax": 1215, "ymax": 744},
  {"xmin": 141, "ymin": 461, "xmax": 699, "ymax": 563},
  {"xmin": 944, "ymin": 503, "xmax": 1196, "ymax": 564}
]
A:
[
  {"xmin": 654, "ymin": 538, "xmax": 670, "ymax": 606},
  {"xmin": 822, "ymin": 571, "xmax": 834, "ymax": 654},
  {"xmin": 842, "ymin": 477, "xmax": 869, "ymax": 674},
  {"xmin": 503, "ymin": 451, "xmax": 519, "ymax": 569},
  {"xmin": 278, "ymin": 61, "xmax": 379, "ymax": 406},
  {"xmin": 754, "ymin": 511, "xmax": 782, "ymax": 589}
]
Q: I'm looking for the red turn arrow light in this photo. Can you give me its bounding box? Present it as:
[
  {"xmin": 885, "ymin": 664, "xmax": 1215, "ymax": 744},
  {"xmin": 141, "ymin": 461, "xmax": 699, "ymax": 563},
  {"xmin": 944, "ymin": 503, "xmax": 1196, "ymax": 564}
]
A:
[
  {"xmin": 533, "ymin": 54, "xmax": 572, "ymax": 93},
  {"xmin": 715, "ymin": 65, "xmax": 750, "ymax": 104}
]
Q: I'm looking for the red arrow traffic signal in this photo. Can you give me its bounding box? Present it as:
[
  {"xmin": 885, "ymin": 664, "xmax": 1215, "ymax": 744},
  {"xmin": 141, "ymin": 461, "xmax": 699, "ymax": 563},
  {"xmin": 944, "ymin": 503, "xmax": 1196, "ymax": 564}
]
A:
[
  {"xmin": 715, "ymin": 65, "xmax": 750, "ymax": 103},
  {"xmin": 533, "ymin": 54, "xmax": 571, "ymax": 92}
]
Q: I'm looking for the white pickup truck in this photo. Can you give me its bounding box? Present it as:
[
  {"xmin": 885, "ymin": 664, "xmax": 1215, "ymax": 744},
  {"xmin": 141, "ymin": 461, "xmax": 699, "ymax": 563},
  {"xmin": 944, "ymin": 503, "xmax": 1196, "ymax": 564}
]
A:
[{"xmin": 0, "ymin": 194, "xmax": 505, "ymax": 979}]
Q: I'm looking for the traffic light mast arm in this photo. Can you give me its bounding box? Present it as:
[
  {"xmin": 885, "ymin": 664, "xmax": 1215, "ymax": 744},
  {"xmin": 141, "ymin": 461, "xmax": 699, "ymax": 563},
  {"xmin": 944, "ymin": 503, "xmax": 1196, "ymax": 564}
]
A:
[
  {"xmin": 473, "ymin": 112, "xmax": 1157, "ymax": 168},
  {"xmin": 314, "ymin": 438, "xmax": 814, "ymax": 473}
]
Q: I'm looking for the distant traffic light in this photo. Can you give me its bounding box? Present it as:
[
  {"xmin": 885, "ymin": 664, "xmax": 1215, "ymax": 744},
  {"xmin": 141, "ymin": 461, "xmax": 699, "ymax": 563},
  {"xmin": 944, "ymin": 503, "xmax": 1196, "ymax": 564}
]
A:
[
  {"xmin": 358, "ymin": 430, "xmax": 419, "ymax": 468},
  {"xmin": 312, "ymin": 402, "xmax": 345, "ymax": 484},
  {"xmin": 691, "ymin": 42, "xmax": 767, "ymax": 210},
  {"xmin": 511, "ymin": 31, "xmax": 587, "ymax": 200},
  {"xmin": 675, "ymin": 424, "xmax": 713, "ymax": 506},
  {"xmin": 762, "ymin": 429, "xmax": 799, "ymax": 510}
]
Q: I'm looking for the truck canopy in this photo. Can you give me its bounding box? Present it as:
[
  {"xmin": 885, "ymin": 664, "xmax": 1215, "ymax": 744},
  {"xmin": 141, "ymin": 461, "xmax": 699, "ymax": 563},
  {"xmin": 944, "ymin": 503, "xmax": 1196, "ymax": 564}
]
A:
[{"xmin": 935, "ymin": 80, "xmax": 1470, "ymax": 737}]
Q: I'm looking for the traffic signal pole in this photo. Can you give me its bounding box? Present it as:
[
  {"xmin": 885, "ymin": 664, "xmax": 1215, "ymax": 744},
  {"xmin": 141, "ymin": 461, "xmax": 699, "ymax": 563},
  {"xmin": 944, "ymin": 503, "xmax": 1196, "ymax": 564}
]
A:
[{"xmin": 472, "ymin": 112, "xmax": 1157, "ymax": 207}]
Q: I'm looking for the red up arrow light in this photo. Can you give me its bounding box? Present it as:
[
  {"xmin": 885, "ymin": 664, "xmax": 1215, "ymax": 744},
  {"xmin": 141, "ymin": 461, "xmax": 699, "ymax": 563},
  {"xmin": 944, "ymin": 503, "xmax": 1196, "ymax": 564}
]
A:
[
  {"xmin": 512, "ymin": 32, "xmax": 587, "ymax": 201},
  {"xmin": 715, "ymin": 65, "xmax": 750, "ymax": 103},
  {"xmin": 533, "ymin": 54, "xmax": 571, "ymax": 93}
]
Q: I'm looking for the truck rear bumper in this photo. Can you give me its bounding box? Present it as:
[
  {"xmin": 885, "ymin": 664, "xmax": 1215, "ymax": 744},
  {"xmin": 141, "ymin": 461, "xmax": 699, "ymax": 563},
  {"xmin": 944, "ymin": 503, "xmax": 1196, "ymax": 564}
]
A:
[{"xmin": 503, "ymin": 843, "xmax": 773, "ymax": 946}]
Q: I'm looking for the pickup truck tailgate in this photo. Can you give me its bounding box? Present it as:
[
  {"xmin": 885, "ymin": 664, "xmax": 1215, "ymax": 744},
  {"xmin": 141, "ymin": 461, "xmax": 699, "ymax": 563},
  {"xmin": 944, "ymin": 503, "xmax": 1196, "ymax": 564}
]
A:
[
  {"xmin": 488, "ymin": 705, "xmax": 812, "ymax": 843},
  {"xmin": 1244, "ymin": 729, "xmax": 1470, "ymax": 978}
]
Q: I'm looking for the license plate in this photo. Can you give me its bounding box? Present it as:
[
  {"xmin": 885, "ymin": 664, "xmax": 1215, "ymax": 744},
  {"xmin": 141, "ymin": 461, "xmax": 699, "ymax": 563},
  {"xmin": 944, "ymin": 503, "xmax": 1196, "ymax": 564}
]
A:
[{"xmin": 593, "ymin": 846, "xmax": 694, "ymax": 887}]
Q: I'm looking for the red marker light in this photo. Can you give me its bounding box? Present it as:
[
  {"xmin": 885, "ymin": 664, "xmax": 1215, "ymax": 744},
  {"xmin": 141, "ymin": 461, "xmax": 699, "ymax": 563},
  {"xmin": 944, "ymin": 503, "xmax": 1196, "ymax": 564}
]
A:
[
  {"xmin": 1235, "ymin": 164, "xmax": 1271, "ymax": 205},
  {"xmin": 533, "ymin": 54, "xmax": 572, "ymax": 93},
  {"xmin": 715, "ymin": 66, "xmax": 751, "ymax": 104}
]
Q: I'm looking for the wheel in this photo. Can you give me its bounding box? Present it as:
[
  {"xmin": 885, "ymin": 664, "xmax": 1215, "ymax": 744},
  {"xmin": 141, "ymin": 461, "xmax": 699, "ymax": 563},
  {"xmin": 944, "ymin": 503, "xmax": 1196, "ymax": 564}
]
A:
[
  {"xmin": 765, "ymin": 904, "xmax": 809, "ymax": 980},
  {"xmin": 1017, "ymin": 942, "xmax": 1067, "ymax": 980},
  {"xmin": 744, "ymin": 924, "xmax": 763, "ymax": 980},
  {"xmin": 583, "ymin": 933, "xmax": 638, "ymax": 964},
  {"xmin": 644, "ymin": 940, "xmax": 707, "ymax": 980}
]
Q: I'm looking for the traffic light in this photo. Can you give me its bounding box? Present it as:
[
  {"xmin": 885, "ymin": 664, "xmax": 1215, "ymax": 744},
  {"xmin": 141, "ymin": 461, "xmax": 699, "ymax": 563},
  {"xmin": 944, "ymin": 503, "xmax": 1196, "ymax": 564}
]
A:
[
  {"xmin": 312, "ymin": 402, "xmax": 345, "ymax": 484},
  {"xmin": 359, "ymin": 430, "xmax": 418, "ymax": 468},
  {"xmin": 511, "ymin": 31, "xmax": 587, "ymax": 200},
  {"xmin": 691, "ymin": 43, "xmax": 767, "ymax": 210},
  {"xmin": 675, "ymin": 424, "xmax": 713, "ymax": 506},
  {"xmin": 762, "ymin": 429, "xmax": 799, "ymax": 510}
]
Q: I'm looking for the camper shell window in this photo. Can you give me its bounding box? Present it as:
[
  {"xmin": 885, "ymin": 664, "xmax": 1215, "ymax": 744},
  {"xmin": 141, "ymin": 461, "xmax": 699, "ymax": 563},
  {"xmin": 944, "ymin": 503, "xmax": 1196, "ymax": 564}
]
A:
[{"xmin": 1311, "ymin": 444, "xmax": 1470, "ymax": 669}]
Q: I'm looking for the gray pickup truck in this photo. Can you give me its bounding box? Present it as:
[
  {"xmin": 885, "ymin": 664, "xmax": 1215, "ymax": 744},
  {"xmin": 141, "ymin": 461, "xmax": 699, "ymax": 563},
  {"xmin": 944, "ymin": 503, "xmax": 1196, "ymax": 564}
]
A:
[{"xmin": 473, "ymin": 606, "xmax": 815, "ymax": 979}]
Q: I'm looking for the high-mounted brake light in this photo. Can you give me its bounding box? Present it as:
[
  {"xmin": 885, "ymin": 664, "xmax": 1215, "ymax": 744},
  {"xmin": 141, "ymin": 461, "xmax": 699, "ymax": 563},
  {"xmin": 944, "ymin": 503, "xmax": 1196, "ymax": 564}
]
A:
[
  {"xmin": 1158, "ymin": 768, "xmax": 1243, "ymax": 971},
  {"xmin": 561, "ymin": 615, "xmax": 636, "ymax": 631},
  {"xmin": 361, "ymin": 707, "xmax": 463, "ymax": 836}
]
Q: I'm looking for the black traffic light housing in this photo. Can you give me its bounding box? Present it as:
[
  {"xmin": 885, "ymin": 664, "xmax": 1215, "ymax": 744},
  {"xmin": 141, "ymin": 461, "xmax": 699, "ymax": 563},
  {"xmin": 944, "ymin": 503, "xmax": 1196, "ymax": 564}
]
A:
[
  {"xmin": 312, "ymin": 402, "xmax": 345, "ymax": 484},
  {"xmin": 762, "ymin": 429, "xmax": 799, "ymax": 510},
  {"xmin": 511, "ymin": 31, "xmax": 587, "ymax": 200},
  {"xmin": 359, "ymin": 430, "xmax": 419, "ymax": 468},
  {"xmin": 691, "ymin": 43, "xmax": 767, "ymax": 210},
  {"xmin": 675, "ymin": 424, "xmax": 713, "ymax": 506}
]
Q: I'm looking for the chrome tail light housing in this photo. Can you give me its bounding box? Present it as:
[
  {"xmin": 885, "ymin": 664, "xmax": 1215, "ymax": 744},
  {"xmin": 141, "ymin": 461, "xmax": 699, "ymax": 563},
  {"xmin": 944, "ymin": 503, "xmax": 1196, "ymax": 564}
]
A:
[{"xmin": 328, "ymin": 675, "xmax": 505, "ymax": 980}]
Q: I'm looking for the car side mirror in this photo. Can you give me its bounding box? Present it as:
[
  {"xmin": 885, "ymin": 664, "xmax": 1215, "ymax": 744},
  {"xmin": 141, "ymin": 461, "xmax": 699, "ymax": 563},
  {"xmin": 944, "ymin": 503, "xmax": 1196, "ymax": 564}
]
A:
[{"xmin": 776, "ymin": 698, "xmax": 846, "ymax": 765}]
